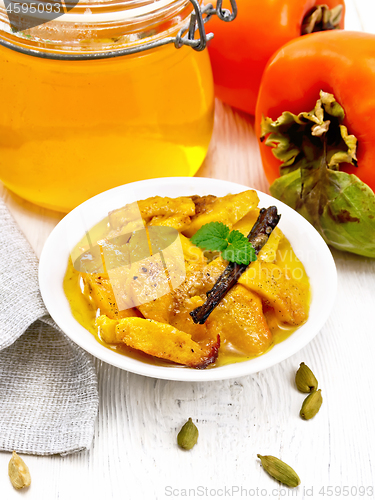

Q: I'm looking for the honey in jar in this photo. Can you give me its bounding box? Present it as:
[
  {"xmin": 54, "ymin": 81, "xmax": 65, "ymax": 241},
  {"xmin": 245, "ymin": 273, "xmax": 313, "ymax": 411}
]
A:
[{"xmin": 0, "ymin": 1, "xmax": 235, "ymax": 212}]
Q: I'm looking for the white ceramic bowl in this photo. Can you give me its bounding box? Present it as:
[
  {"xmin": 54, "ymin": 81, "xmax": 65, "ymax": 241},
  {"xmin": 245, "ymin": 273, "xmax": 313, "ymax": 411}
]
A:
[{"xmin": 39, "ymin": 177, "xmax": 337, "ymax": 381}]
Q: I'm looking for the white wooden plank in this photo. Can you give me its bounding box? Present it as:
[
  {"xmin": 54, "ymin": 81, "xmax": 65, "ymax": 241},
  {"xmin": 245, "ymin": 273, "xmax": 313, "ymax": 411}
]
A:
[
  {"xmin": 345, "ymin": 0, "xmax": 365, "ymax": 31},
  {"xmin": 1, "ymin": 3, "xmax": 375, "ymax": 498},
  {"xmin": 1, "ymin": 99, "xmax": 375, "ymax": 500},
  {"xmin": 349, "ymin": 0, "xmax": 375, "ymax": 33}
]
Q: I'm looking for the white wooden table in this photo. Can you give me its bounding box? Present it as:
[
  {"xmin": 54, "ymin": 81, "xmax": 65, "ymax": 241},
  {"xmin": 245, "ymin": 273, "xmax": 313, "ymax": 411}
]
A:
[{"xmin": 1, "ymin": 2, "xmax": 375, "ymax": 498}]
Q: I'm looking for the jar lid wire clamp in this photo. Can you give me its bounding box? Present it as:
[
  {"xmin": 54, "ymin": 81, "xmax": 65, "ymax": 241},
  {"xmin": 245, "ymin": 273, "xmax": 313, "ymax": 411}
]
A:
[{"xmin": 0, "ymin": 0, "xmax": 237, "ymax": 60}]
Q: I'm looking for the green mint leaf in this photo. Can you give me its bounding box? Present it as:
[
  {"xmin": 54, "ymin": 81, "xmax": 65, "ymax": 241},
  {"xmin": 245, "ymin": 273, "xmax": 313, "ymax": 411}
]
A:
[
  {"xmin": 227, "ymin": 229, "xmax": 249, "ymax": 246},
  {"xmin": 190, "ymin": 222, "xmax": 230, "ymax": 252},
  {"xmin": 191, "ymin": 223, "xmax": 258, "ymax": 264},
  {"xmin": 222, "ymin": 232, "xmax": 257, "ymax": 265}
]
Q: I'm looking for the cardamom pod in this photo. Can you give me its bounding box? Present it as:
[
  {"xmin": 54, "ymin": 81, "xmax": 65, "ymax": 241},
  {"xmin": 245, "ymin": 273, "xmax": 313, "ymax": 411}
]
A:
[
  {"xmin": 177, "ymin": 418, "xmax": 199, "ymax": 450},
  {"xmin": 8, "ymin": 451, "xmax": 31, "ymax": 490},
  {"xmin": 257, "ymin": 454, "xmax": 300, "ymax": 488},
  {"xmin": 300, "ymin": 389, "xmax": 323, "ymax": 420},
  {"xmin": 295, "ymin": 362, "xmax": 318, "ymax": 393}
]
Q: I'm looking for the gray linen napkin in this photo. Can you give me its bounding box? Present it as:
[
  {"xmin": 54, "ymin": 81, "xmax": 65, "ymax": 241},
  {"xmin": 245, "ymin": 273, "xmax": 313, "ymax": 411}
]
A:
[{"xmin": 0, "ymin": 197, "xmax": 99, "ymax": 455}]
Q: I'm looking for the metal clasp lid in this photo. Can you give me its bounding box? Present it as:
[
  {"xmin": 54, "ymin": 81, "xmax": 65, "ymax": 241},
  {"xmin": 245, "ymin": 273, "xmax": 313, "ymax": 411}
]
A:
[
  {"xmin": 175, "ymin": 0, "xmax": 237, "ymax": 52},
  {"xmin": 0, "ymin": 0, "xmax": 237, "ymax": 60}
]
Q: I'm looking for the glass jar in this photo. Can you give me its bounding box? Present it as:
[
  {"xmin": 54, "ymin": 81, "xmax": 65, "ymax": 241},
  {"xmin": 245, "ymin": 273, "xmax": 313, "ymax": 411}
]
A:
[{"xmin": 0, "ymin": 0, "xmax": 236, "ymax": 212}]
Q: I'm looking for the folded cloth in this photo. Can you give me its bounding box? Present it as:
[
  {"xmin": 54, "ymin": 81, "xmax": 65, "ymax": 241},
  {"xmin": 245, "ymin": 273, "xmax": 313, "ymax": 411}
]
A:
[{"xmin": 0, "ymin": 197, "xmax": 99, "ymax": 455}]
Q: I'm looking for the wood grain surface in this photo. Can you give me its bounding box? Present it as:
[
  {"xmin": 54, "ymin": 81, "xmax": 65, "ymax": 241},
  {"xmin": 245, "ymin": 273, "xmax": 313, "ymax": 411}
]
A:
[{"xmin": 1, "ymin": 1, "xmax": 375, "ymax": 498}]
